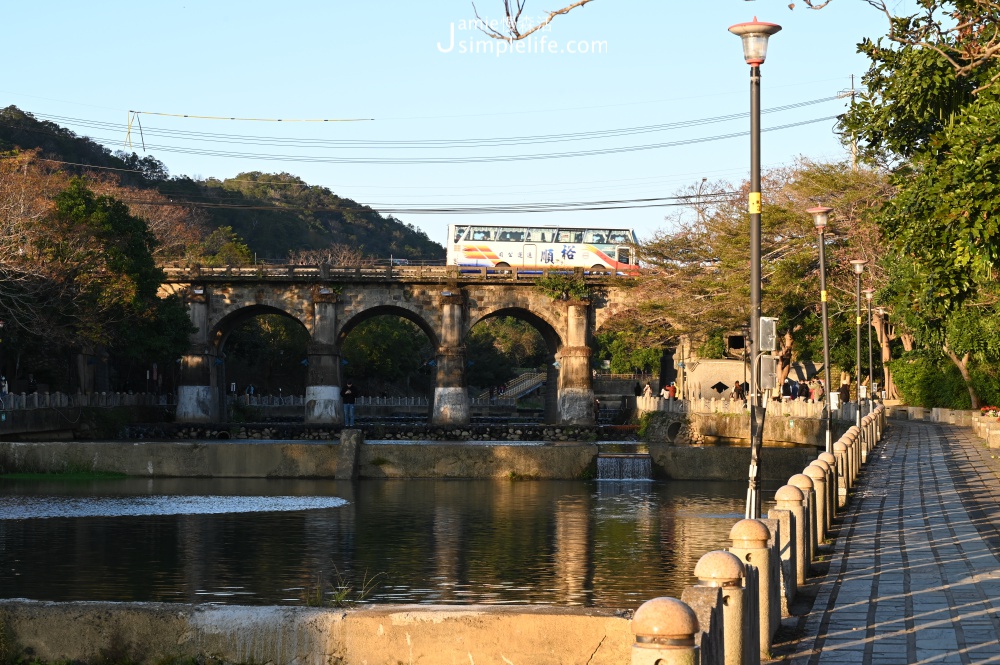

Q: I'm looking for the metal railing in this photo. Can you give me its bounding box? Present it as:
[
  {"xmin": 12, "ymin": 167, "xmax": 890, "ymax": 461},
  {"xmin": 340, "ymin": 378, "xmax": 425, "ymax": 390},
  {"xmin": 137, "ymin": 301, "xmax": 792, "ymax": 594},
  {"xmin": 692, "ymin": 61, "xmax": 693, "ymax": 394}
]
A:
[{"xmin": 0, "ymin": 391, "xmax": 171, "ymax": 410}]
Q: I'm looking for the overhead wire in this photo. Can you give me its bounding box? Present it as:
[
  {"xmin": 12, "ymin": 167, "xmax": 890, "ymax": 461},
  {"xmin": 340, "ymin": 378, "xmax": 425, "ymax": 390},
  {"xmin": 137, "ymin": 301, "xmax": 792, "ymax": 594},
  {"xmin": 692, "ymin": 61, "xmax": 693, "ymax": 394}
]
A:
[{"xmin": 30, "ymin": 96, "xmax": 838, "ymax": 151}]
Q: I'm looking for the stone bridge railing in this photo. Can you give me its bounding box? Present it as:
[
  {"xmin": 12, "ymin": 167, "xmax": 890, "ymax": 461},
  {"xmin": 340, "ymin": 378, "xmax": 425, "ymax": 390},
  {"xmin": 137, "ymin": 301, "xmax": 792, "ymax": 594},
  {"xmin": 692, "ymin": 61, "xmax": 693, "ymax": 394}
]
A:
[
  {"xmin": 630, "ymin": 403, "xmax": 886, "ymax": 664},
  {"xmin": 160, "ymin": 263, "xmax": 633, "ymax": 283},
  {"xmin": 637, "ymin": 396, "xmax": 866, "ymax": 423}
]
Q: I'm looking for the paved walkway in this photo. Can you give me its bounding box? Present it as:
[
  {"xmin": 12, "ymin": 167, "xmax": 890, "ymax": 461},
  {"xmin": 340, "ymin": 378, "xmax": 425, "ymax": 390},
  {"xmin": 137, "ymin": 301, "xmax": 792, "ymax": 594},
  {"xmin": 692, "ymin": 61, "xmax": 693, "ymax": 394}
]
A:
[{"xmin": 786, "ymin": 420, "xmax": 1000, "ymax": 664}]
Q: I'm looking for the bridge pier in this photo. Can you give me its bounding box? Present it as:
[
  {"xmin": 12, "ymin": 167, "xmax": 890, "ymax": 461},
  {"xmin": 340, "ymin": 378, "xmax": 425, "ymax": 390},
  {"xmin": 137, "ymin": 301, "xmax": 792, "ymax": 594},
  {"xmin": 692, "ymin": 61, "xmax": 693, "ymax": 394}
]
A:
[
  {"xmin": 176, "ymin": 291, "xmax": 220, "ymax": 423},
  {"xmin": 305, "ymin": 294, "xmax": 342, "ymax": 425},
  {"xmin": 431, "ymin": 293, "xmax": 470, "ymax": 427},
  {"xmin": 556, "ymin": 302, "xmax": 595, "ymax": 426}
]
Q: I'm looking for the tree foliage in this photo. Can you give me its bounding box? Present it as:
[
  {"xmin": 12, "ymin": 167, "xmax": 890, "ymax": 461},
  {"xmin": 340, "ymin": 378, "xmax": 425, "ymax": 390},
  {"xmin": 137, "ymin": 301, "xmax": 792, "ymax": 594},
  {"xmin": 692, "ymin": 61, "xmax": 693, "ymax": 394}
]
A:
[
  {"xmin": 635, "ymin": 162, "xmax": 892, "ymax": 358},
  {"xmin": 841, "ymin": 1, "xmax": 1000, "ymax": 405}
]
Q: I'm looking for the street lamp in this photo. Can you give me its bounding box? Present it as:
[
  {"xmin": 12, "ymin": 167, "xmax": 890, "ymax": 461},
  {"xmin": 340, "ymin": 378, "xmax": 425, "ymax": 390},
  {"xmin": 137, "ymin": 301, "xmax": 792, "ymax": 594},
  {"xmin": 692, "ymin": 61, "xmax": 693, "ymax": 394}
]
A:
[
  {"xmin": 863, "ymin": 288, "xmax": 875, "ymax": 411},
  {"xmin": 730, "ymin": 16, "xmax": 782, "ymax": 520},
  {"xmin": 808, "ymin": 206, "xmax": 834, "ymax": 454},
  {"xmin": 850, "ymin": 259, "xmax": 868, "ymax": 428}
]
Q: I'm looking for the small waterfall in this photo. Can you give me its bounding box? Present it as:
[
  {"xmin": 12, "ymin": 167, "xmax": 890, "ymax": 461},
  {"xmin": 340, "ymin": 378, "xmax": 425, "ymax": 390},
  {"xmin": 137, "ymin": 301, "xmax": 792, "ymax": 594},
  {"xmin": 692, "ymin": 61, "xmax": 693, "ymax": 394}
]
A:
[{"xmin": 596, "ymin": 453, "xmax": 652, "ymax": 481}]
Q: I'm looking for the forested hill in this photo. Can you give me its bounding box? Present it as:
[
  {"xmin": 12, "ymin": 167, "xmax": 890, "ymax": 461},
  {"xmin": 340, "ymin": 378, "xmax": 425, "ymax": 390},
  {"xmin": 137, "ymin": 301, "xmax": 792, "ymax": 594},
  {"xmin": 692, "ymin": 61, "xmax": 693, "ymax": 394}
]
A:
[{"xmin": 0, "ymin": 106, "xmax": 445, "ymax": 261}]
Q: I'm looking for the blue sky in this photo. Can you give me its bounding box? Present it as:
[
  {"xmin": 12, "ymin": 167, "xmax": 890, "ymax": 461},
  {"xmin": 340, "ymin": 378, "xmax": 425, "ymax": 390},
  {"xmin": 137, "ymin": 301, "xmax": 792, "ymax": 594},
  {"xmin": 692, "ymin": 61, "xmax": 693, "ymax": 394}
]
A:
[{"xmin": 3, "ymin": 1, "xmax": 904, "ymax": 251}]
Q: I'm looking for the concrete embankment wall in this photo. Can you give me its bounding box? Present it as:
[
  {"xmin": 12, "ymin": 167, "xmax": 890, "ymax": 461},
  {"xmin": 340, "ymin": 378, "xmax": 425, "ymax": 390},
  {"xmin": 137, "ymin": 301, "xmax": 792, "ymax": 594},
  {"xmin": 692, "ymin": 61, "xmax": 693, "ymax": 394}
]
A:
[
  {"xmin": 0, "ymin": 438, "xmax": 815, "ymax": 481},
  {"xmin": 0, "ymin": 600, "xmax": 631, "ymax": 665}
]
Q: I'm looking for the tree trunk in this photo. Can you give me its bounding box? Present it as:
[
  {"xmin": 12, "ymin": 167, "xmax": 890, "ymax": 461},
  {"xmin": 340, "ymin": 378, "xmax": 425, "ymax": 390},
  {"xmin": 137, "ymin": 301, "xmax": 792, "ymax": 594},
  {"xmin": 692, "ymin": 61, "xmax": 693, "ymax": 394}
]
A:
[
  {"xmin": 873, "ymin": 310, "xmax": 898, "ymax": 399},
  {"xmin": 943, "ymin": 346, "xmax": 980, "ymax": 409}
]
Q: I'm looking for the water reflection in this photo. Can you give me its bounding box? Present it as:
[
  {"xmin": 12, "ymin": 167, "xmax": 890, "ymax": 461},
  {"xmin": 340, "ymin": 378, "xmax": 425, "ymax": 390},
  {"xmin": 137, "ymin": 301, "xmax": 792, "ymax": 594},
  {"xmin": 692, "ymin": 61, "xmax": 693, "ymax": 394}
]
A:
[{"xmin": 0, "ymin": 478, "xmax": 744, "ymax": 608}]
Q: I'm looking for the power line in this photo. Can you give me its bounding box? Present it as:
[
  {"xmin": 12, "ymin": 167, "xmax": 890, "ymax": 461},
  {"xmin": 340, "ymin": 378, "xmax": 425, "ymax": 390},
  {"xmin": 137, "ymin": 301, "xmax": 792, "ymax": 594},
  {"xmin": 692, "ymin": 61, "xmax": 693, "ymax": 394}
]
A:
[
  {"xmin": 31, "ymin": 97, "xmax": 837, "ymax": 151},
  {"xmin": 116, "ymin": 191, "xmax": 740, "ymax": 216}
]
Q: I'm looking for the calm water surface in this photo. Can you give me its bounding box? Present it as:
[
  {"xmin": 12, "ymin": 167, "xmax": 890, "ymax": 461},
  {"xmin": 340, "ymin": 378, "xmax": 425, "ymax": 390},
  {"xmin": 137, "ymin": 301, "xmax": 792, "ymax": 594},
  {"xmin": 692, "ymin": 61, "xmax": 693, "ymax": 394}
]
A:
[{"xmin": 0, "ymin": 477, "xmax": 746, "ymax": 608}]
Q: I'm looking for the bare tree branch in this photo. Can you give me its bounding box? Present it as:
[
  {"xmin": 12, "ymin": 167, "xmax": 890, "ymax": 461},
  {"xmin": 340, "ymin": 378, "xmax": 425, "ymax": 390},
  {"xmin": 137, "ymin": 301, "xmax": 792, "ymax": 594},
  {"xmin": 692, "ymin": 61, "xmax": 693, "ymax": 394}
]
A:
[{"xmin": 472, "ymin": 0, "xmax": 595, "ymax": 41}]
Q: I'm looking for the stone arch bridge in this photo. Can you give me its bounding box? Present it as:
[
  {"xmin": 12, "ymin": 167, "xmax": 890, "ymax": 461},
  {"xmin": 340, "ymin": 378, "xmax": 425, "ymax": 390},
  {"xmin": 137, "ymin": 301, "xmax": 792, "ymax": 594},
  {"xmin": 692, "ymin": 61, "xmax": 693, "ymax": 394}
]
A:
[{"xmin": 160, "ymin": 264, "xmax": 633, "ymax": 427}]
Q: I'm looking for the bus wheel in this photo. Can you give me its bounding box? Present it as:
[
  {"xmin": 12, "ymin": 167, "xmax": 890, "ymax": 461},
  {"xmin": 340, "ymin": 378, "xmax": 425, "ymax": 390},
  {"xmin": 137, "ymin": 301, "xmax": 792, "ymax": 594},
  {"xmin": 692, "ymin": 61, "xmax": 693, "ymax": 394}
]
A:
[
  {"xmin": 591, "ymin": 264, "xmax": 606, "ymax": 272},
  {"xmin": 495, "ymin": 262, "xmax": 511, "ymax": 274}
]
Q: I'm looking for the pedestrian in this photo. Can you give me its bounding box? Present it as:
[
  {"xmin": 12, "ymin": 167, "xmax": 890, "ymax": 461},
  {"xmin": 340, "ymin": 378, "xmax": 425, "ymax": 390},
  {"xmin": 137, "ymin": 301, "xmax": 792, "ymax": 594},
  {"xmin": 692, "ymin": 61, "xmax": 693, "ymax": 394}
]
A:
[
  {"xmin": 667, "ymin": 382, "xmax": 677, "ymax": 400},
  {"xmin": 634, "ymin": 382, "xmax": 642, "ymax": 397},
  {"xmin": 731, "ymin": 380, "xmax": 746, "ymax": 402},
  {"xmin": 27, "ymin": 374, "xmax": 37, "ymax": 394},
  {"xmin": 798, "ymin": 379, "xmax": 810, "ymax": 401},
  {"xmin": 790, "ymin": 379, "xmax": 800, "ymax": 400},
  {"xmin": 244, "ymin": 383, "xmax": 255, "ymax": 396},
  {"xmin": 642, "ymin": 382, "xmax": 652, "ymax": 398},
  {"xmin": 593, "ymin": 397, "xmax": 601, "ymax": 420},
  {"xmin": 342, "ymin": 381, "xmax": 358, "ymax": 427},
  {"xmin": 839, "ymin": 381, "xmax": 850, "ymax": 406},
  {"xmin": 781, "ymin": 379, "xmax": 792, "ymax": 401},
  {"xmin": 0, "ymin": 375, "xmax": 7, "ymax": 396},
  {"xmin": 814, "ymin": 379, "xmax": 825, "ymax": 403},
  {"xmin": 660, "ymin": 384, "xmax": 670, "ymax": 400}
]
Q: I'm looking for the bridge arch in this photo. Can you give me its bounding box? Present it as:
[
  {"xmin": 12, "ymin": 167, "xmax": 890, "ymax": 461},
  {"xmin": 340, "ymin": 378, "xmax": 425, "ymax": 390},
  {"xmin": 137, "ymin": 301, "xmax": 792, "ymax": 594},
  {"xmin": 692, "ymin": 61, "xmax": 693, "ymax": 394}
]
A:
[
  {"xmin": 336, "ymin": 304, "xmax": 440, "ymax": 353},
  {"xmin": 466, "ymin": 307, "xmax": 562, "ymax": 423}
]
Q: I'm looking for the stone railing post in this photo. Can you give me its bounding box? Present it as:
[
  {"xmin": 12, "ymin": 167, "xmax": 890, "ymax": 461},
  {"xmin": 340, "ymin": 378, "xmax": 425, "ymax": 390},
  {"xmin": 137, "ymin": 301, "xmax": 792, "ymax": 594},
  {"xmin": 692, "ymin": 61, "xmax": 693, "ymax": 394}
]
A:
[
  {"xmin": 764, "ymin": 505, "xmax": 795, "ymax": 617},
  {"xmin": 729, "ymin": 519, "xmax": 772, "ymax": 659},
  {"xmin": 833, "ymin": 441, "xmax": 849, "ymax": 508},
  {"xmin": 691, "ymin": 551, "xmax": 746, "ymax": 665},
  {"xmin": 788, "ymin": 473, "xmax": 816, "ymax": 568},
  {"xmin": 804, "ymin": 463, "xmax": 829, "ymax": 544},
  {"xmin": 842, "ymin": 433, "xmax": 856, "ymax": 490},
  {"xmin": 772, "ymin": 486, "xmax": 806, "ymax": 588},
  {"xmin": 818, "ymin": 451, "xmax": 838, "ymax": 518},
  {"xmin": 632, "ymin": 597, "xmax": 700, "ymax": 665}
]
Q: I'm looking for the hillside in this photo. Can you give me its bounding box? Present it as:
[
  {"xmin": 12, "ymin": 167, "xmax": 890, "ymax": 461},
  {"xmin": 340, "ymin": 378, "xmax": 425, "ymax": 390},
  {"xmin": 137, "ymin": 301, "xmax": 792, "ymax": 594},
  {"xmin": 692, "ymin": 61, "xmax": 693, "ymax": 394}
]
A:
[{"xmin": 0, "ymin": 106, "xmax": 445, "ymax": 261}]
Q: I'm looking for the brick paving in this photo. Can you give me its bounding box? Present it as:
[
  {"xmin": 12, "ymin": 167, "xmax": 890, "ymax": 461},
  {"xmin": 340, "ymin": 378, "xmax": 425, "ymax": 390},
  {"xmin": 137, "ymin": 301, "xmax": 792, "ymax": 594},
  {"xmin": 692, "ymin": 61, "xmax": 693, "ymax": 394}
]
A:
[{"xmin": 786, "ymin": 420, "xmax": 1000, "ymax": 664}]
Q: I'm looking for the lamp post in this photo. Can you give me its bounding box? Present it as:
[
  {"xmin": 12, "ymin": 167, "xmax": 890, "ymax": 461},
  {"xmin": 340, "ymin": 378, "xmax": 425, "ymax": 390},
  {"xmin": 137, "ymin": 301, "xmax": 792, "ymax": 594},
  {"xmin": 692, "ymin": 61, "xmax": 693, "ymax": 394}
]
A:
[
  {"xmin": 730, "ymin": 17, "xmax": 781, "ymax": 520},
  {"xmin": 808, "ymin": 207, "xmax": 834, "ymax": 454},
  {"xmin": 863, "ymin": 288, "xmax": 875, "ymax": 411},
  {"xmin": 850, "ymin": 259, "xmax": 868, "ymax": 428}
]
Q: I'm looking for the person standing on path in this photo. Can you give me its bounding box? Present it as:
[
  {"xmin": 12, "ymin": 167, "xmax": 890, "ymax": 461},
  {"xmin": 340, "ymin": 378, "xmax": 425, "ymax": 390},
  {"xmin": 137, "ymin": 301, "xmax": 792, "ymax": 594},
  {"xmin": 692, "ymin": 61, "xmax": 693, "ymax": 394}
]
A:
[{"xmin": 342, "ymin": 381, "xmax": 358, "ymax": 427}]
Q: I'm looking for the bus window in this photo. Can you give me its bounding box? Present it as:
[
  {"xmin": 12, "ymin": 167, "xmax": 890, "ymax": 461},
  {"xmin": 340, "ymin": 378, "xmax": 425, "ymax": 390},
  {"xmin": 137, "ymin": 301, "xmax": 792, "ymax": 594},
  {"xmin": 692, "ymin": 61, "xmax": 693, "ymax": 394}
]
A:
[
  {"xmin": 497, "ymin": 228, "xmax": 526, "ymax": 242},
  {"xmin": 617, "ymin": 248, "xmax": 631, "ymax": 264},
  {"xmin": 454, "ymin": 226, "xmax": 468, "ymax": 242},
  {"xmin": 471, "ymin": 227, "xmax": 493, "ymax": 241},
  {"xmin": 528, "ymin": 228, "xmax": 553, "ymax": 243},
  {"xmin": 609, "ymin": 232, "xmax": 630, "ymax": 244},
  {"xmin": 587, "ymin": 230, "xmax": 607, "ymax": 244},
  {"xmin": 558, "ymin": 229, "xmax": 584, "ymax": 243}
]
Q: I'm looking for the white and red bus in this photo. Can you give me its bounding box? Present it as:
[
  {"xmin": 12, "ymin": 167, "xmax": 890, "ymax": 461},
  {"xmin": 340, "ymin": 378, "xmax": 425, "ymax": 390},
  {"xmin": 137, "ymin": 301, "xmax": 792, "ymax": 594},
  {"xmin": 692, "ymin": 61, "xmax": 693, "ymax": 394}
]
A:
[{"xmin": 447, "ymin": 224, "xmax": 638, "ymax": 273}]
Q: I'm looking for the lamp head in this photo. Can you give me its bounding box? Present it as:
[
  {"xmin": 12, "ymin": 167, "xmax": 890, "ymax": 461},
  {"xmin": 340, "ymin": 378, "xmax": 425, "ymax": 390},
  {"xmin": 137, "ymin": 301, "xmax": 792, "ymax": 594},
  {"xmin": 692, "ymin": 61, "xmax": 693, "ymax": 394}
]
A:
[
  {"xmin": 729, "ymin": 17, "xmax": 782, "ymax": 66},
  {"xmin": 863, "ymin": 288, "xmax": 875, "ymax": 301},
  {"xmin": 850, "ymin": 259, "xmax": 868, "ymax": 275},
  {"xmin": 806, "ymin": 206, "xmax": 832, "ymax": 231}
]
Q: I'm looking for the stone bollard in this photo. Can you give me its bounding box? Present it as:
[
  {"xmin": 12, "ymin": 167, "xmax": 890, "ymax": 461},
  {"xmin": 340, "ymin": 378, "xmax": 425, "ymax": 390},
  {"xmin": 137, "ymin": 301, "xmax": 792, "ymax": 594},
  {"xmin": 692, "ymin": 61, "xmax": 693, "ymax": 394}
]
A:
[
  {"xmin": 818, "ymin": 452, "xmax": 838, "ymax": 518},
  {"xmin": 632, "ymin": 597, "xmax": 700, "ymax": 665},
  {"xmin": 833, "ymin": 442, "xmax": 849, "ymax": 508},
  {"xmin": 804, "ymin": 463, "xmax": 828, "ymax": 544},
  {"xmin": 729, "ymin": 519, "xmax": 773, "ymax": 660},
  {"xmin": 841, "ymin": 432, "xmax": 858, "ymax": 489},
  {"xmin": 788, "ymin": 473, "xmax": 816, "ymax": 568},
  {"xmin": 764, "ymin": 506, "xmax": 795, "ymax": 617},
  {"xmin": 693, "ymin": 551, "xmax": 746, "ymax": 665},
  {"xmin": 773, "ymin": 485, "xmax": 806, "ymax": 587}
]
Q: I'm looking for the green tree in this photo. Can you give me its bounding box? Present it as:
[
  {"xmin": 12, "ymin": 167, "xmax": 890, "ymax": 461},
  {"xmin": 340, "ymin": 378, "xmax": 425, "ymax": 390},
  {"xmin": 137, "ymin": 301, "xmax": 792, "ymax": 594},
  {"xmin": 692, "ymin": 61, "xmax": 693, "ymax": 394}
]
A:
[
  {"xmin": 341, "ymin": 317, "xmax": 433, "ymax": 389},
  {"xmin": 841, "ymin": 5, "xmax": 1000, "ymax": 406},
  {"xmin": 635, "ymin": 162, "xmax": 892, "ymax": 384}
]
